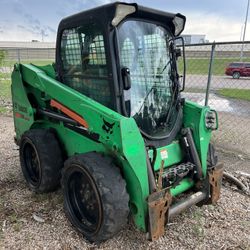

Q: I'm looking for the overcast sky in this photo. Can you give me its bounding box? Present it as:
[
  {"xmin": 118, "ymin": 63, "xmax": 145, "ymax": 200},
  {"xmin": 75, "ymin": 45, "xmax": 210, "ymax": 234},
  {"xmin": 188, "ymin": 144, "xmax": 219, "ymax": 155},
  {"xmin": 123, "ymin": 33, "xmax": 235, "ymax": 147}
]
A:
[{"xmin": 0, "ymin": 0, "xmax": 249, "ymax": 42}]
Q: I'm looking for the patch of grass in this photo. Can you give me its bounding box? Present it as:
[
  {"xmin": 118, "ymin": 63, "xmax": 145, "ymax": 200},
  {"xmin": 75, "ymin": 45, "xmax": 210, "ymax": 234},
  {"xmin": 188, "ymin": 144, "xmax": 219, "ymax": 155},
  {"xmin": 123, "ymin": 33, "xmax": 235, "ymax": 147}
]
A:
[
  {"xmin": 31, "ymin": 193, "xmax": 51, "ymax": 203},
  {"xmin": 0, "ymin": 106, "xmax": 7, "ymax": 114},
  {"xmin": 9, "ymin": 213, "xmax": 22, "ymax": 232},
  {"xmin": 0, "ymin": 78, "xmax": 11, "ymax": 100},
  {"xmin": 0, "ymin": 77, "xmax": 11, "ymax": 114},
  {"xmin": 217, "ymin": 88, "xmax": 250, "ymax": 102},
  {"xmin": 0, "ymin": 229, "xmax": 3, "ymax": 242},
  {"xmin": 30, "ymin": 192, "xmax": 63, "ymax": 211},
  {"xmin": 178, "ymin": 57, "xmax": 250, "ymax": 76},
  {"xmin": 24, "ymin": 60, "xmax": 54, "ymax": 66},
  {"xmin": 0, "ymin": 196, "xmax": 5, "ymax": 215},
  {"xmin": 2, "ymin": 60, "xmax": 54, "ymax": 67},
  {"xmin": 191, "ymin": 209, "xmax": 205, "ymax": 238},
  {"xmin": 13, "ymin": 222, "xmax": 22, "ymax": 232},
  {"xmin": 0, "ymin": 72, "xmax": 10, "ymax": 79},
  {"xmin": 0, "ymin": 71, "xmax": 11, "ymax": 114},
  {"xmin": 2, "ymin": 57, "xmax": 250, "ymax": 76},
  {"xmin": 0, "ymin": 194, "xmax": 22, "ymax": 232},
  {"xmin": 9, "ymin": 213, "xmax": 18, "ymax": 223}
]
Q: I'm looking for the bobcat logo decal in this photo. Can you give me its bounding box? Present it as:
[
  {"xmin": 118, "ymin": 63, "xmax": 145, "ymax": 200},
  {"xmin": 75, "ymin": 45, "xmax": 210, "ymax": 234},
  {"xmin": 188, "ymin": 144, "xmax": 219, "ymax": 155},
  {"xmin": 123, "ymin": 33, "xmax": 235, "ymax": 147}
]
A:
[{"xmin": 102, "ymin": 119, "xmax": 115, "ymax": 134}]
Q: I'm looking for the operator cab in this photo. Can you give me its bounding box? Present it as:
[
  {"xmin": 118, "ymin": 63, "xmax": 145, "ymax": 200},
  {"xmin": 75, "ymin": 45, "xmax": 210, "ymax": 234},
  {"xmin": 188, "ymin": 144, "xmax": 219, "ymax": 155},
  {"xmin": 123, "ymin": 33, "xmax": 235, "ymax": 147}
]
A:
[{"xmin": 56, "ymin": 2, "xmax": 186, "ymax": 145}]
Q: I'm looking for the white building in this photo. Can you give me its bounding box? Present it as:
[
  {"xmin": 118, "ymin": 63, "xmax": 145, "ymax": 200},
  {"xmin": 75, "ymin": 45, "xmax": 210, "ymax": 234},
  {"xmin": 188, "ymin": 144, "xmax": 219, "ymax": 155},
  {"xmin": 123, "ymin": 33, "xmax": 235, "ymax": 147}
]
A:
[{"xmin": 182, "ymin": 34, "xmax": 207, "ymax": 44}]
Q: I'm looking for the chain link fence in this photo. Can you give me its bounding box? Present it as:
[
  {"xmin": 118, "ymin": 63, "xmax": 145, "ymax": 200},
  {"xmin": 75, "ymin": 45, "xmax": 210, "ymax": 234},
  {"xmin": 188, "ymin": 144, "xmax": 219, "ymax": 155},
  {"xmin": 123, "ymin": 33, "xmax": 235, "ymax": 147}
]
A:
[
  {"xmin": 0, "ymin": 42, "xmax": 250, "ymax": 155},
  {"xmin": 182, "ymin": 41, "xmax": 250, "ymax": 156},
  {"xmin": 0, "ymin": 47, "xmax": 55, "ymax": 113}
]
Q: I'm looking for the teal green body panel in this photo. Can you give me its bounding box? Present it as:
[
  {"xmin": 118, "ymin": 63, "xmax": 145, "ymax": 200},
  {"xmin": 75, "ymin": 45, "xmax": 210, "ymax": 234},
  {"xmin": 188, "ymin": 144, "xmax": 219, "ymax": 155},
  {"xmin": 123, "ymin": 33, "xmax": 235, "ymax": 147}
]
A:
[
  {"xmin": 31, "ymin": 120, "xmax": 107, "ymax": 155},
  {"xmin": 183, "ymin": 100, "xmax": 212, "ymax": 176},
  {"xmin": 11, "ymin": 65, "xmax": 34, "ymax": 138},
  {"xmin": 11, "ymin": 63, "xmax": 214, "ymax": 232},
  {"xmin": 33, "ymin": 64, "xmax": 56, "ymax": 79},
  {"xmin": 149, "ymin": 141, "xmax": 184, "ymax": 171},
  {"xmin": 170, "ymin": 178, "xmax": 194, "ymax": 196}
]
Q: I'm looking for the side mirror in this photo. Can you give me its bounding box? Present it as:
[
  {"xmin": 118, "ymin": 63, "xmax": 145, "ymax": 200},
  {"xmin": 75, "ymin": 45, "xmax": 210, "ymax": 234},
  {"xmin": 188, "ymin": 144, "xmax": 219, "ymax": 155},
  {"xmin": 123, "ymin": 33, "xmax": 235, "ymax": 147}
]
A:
[{"xmin": 121, "ymin": 67, "xmax": 131, "ymax": 90}]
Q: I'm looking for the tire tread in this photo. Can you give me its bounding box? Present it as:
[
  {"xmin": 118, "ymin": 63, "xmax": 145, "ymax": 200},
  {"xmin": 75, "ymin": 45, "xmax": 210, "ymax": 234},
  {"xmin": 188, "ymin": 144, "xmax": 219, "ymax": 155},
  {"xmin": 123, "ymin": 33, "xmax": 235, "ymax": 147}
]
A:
[
  {"xmin": 20, "ymin": 129, "xmax": 63, "ymax": 193},
  {"xmin": 62, "ymin": 152, "xmax": 129, "ymax": 242}
]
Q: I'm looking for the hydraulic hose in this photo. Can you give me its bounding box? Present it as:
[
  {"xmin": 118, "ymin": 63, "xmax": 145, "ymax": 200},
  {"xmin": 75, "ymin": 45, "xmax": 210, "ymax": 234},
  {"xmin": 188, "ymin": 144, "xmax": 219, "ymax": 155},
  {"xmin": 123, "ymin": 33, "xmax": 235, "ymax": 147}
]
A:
[{"xmin": 223, "ymin": 172, "xmax": 248, "ymax": 191}]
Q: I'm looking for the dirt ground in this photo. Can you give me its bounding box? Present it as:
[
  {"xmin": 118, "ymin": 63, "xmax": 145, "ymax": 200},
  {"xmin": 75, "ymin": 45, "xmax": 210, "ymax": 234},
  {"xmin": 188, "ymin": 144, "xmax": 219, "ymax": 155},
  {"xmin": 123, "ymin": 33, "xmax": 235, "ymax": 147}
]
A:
[{"xmin": 0, "ymin": 115, "xmax": 249, "ymax": 250}]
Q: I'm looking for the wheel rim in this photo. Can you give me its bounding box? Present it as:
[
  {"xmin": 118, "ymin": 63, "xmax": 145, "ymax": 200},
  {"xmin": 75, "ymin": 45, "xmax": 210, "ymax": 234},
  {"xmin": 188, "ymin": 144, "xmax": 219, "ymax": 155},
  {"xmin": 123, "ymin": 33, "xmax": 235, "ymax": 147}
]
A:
[
  {"xmin": 233, "ymin": 72, "xmax": 239, "ymax": 79},
  {"xmin": 66, "ymin": 166, "xmax": 102, "ymax": 234},
  {"xmin": 22, "ymin": 141, "xmax": 41, "ymax": 187}
]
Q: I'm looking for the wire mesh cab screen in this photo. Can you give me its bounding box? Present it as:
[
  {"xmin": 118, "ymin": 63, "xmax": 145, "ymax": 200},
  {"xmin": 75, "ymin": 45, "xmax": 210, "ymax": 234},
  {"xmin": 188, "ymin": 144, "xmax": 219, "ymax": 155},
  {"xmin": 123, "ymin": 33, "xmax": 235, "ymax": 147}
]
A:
[
  {"xmin": 60, "ymin": 23, "xmax": 111, "ymax": 108},
  {"xmin": 118, "ymin": 20, "xmax": 177, "ymax": 137}
]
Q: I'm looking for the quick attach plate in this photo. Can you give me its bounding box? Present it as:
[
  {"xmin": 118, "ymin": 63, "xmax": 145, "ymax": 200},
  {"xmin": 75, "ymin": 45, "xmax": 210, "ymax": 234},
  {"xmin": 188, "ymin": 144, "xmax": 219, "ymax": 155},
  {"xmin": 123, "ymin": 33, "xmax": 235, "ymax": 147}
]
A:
[
  {"xmin": 147, "ymin": 188, "xmax": 172, "ymax": 241},
  {"xmin": 208, "ymin": 163, "xmax": 224, "ymax": 204}
]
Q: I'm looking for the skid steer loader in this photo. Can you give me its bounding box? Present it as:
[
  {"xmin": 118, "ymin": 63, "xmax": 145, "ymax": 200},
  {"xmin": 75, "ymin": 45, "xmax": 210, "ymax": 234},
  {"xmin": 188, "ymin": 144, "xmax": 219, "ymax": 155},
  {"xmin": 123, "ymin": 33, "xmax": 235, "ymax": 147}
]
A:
[{"xmin": 11, "ymin": 2, "xmax": 223, "ymax": 242}]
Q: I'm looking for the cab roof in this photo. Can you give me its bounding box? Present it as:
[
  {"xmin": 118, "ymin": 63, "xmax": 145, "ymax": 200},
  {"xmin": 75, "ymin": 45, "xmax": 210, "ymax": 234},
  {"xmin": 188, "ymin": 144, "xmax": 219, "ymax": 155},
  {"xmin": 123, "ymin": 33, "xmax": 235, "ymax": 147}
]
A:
[{"xmin": 58, "ymin": 2, "xmax": 186, "ymax": 36}]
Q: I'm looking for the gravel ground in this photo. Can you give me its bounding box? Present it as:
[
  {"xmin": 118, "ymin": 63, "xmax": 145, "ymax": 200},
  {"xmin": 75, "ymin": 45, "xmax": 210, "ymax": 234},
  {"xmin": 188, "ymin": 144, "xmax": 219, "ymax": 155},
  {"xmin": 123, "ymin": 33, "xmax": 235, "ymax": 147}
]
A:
[{"xmin": 0, "ymin": 115, "xmax": 249, "ymax": 250}]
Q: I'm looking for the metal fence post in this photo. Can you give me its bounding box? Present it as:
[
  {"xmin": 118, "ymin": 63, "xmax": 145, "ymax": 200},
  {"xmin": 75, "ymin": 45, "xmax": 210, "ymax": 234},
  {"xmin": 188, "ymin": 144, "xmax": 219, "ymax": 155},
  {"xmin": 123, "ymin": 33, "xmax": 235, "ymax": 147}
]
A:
[{"xmin": 205, "ymin": 43, "xmax": 216, "ymax": 106}]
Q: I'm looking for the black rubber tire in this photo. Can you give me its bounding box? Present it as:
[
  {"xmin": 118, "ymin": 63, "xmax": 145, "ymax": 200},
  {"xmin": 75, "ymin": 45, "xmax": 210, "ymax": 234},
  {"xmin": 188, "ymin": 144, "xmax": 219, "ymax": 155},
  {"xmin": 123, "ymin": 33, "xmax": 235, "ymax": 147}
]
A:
[
  {"xmin": 232, "ymin": 72, "xmax": 240, "ymax": 79},
  {"xmin": 61, "ymin": 153, "xmax": 129, "ymax": 243},
  {"xmin": 19, "ymin": 129, "xmax": 63, "ymax": 193},
  {"xmin": 207, "ymin": 143, "xmax": 218, "ymax": 168}
]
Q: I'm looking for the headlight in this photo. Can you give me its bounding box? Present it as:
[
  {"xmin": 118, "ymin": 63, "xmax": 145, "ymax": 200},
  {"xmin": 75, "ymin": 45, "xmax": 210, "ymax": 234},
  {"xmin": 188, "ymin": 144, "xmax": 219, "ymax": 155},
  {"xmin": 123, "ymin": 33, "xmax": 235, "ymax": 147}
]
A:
[
  {"xmin": 112, "ymin": 4, "xmax": 136, "ymax": 26},
  {"xmin": 173, "ymin": 14, "xmax": 186, "ymax": 36},
  {"xmin": 205, "ymin": 110, "xmax": 218, "ymax": 130}
]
